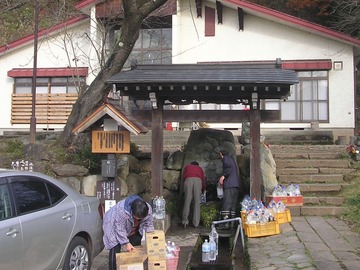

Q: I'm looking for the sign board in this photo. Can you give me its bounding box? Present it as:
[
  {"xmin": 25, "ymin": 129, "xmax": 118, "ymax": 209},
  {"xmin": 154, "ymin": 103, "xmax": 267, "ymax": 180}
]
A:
[
  {"xmin": 92, "ymin": 131, "xmax": 130, "ymax": 153},
  {"xmin": 96, "ymin": 180, "xmax": 121, "ymax": 205}
]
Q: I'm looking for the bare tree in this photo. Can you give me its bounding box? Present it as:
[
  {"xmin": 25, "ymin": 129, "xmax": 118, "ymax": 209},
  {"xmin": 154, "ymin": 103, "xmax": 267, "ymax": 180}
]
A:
[
  {"xmin": 330, "ymin": 0, "xmax": 360, "ymax": 37},
  {"xmin": 60, "ymin": 0, "xmax": 168, "ymax": 146}
]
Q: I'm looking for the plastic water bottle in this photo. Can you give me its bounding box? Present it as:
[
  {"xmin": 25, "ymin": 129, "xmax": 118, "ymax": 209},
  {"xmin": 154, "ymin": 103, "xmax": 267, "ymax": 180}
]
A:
[
  {"xmin": 210, "ymin": 225, "xmax": 219, "ymax": 256},
  {"xmin": 160, "ymin": 196, "xmax": 166, "ymax": 219},
  {"xmin": 156, "ymin": 197, "xmax": 162, "ymax": 219},
  {"xmin": 201, "ymin": 239, "xmax": 210, "ymax": 262},
  {"xmin": 209, "ymin": 236, "xmax": 216, "ymax": 261},
  {"xmin": 294, "ymin": 184, "xmax": 301, "ymax": 196},
  {"xmin": 152, "ymin": 196, "xmax": 158, "ymax": 218}
]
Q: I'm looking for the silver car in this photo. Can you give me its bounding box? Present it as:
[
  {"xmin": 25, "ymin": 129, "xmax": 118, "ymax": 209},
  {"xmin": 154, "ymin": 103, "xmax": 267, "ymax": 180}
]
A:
[{"xmin": 0, "ymin": 170, "xmax": 104, "ymax": 270}]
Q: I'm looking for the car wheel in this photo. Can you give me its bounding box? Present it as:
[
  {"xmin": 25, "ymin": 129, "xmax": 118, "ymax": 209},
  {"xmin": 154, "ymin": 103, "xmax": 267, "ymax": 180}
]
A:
[{"xmin": 63, "ymin": 236, "xmax": 91, "ymax": 270}]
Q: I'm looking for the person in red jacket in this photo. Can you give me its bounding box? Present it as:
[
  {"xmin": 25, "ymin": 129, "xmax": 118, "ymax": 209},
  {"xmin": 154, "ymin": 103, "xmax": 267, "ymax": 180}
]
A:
[{"xmin": 181, "ymin": 161, "xmax": 206, "ymax": 228}]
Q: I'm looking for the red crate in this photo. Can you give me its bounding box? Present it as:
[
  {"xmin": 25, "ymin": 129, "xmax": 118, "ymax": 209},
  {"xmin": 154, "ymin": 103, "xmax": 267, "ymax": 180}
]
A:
[
  {"xmin": 266, "ymin": 195, "xmax": 303, "ymax": 206},
  {"xmin": 166, "ymin": 256, "xmax": 179, "ymax": 270}
]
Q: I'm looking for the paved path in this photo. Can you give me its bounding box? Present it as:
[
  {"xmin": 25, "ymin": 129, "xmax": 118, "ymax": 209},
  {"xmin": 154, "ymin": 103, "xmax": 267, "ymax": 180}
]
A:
[
  {"xmin": 92, "ymin": 216, "xmax": 360, "ymax": 270},
  {"xmin": 247, "ymin": 216, "xmax": 360, "ymax": 270}
]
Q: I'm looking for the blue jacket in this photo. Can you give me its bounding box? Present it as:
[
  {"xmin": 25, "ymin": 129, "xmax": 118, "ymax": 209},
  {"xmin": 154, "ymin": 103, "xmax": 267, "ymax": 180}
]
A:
[{"xmin": 222, "ymin": 155, "xmax": 240, "ymax": 189}]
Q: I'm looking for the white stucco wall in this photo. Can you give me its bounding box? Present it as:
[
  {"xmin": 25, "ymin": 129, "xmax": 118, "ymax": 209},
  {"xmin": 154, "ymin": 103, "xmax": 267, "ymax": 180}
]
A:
[
  {"xmin": 0, "ymin": 20, "xmax": 99, "ymax": 134},
  {"xmin": 173, "ymin": 0, "xmax": 357, "ymax": 133}
]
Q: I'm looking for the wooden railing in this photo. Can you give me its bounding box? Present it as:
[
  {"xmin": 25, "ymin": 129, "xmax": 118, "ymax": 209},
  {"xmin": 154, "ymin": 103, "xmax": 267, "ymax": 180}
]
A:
[{"xmin": 11, "ymin": 93, "xmax": 78, "ymax": 124}]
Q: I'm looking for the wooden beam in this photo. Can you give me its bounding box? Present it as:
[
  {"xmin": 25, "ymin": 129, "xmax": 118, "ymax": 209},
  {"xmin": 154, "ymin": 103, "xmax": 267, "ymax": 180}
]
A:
[
  {"xmin": 250, "ymin": 109, "xmax": 261, "ymax": 201},
  {"xmin": 132, "ymin": 110, "xmax": 280, "ymax": 122},
  {"xmin": 151, "ymin": 101, "xmax": 164, "ymax": 197}
]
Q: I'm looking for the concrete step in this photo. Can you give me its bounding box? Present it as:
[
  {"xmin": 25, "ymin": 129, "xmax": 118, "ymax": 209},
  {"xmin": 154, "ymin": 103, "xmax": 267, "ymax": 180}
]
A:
[
  {"xmin": 276, "ymin": 159, "xmax": 350, "ymax": 169},
  {"xmin": 278, "ymin": 174, "xmax": 344, "ymax": 183}
]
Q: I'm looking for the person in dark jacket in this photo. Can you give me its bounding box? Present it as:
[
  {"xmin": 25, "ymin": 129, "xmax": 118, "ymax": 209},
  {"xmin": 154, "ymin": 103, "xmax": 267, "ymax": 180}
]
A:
[
  {"xmin": 103, "ymin": 194, "xmax": 154, "ymax": 270},
  {"xmin": 181, "ymin": 161, "xmax": 206, "ymax": 228},
  {"xmin": 218, "ymin": 148, "xmax": 240, "ymax": 227}
]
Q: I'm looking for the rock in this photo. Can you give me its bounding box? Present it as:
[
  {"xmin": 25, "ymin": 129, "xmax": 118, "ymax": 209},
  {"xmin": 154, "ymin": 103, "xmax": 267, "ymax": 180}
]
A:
[
  {"xmin": 51, "ymin": 164, "xmax": 89, "ymax": 177},
  {"xmin": 165, "ymin": 150, "xmax": 185, "ymax": 170},
  {"xmin": 82, "ymin": 175, "xmax": 103, "ymax": 196},
  {"xmin": 163, "ymin": 169, "xmax": 181, "ymax": 191},
  {"xmin": 59, "ymin": 176, "xmax": 81, "ymax": 192},
  {"xmin": 117, "ymin": 155, "xmax": 129, "ymax": 180},
  {"xmin": 139, "ymin": 159, "xmax": 152, "ymax": 172}
]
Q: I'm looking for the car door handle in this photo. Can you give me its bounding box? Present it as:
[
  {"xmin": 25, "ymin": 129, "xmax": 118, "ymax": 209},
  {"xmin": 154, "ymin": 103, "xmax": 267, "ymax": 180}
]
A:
[
  {"xmin": 62, "ymin": 213, "xmax": 73, "ymax": 220},
  {"xmin": 6, "ymin": 228, "xmax": 20, "ymax": 237}
]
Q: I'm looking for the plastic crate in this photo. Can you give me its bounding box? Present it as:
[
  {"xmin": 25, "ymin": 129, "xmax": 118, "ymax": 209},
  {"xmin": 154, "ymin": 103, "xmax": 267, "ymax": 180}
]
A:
[
  {"xmin": 245, "ymin": 221, "xmax": 280, "ymax": 238},
  {"xmin": 240, "ymin": 210, "xmax": 246, "ymax": 229},
  {"xmin": 166, "ymin": 255, "xmax": 179, "ymax": 270},
  {"xmin": 274, "ymin": 209, "xmax": 292, "ymax": 224}
]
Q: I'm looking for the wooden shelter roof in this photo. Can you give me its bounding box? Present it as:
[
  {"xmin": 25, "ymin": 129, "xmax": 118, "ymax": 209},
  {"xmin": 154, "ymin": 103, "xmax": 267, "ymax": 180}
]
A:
[{"xmin": 108, "ymin": 62, "xmax": 299, "ymax": 105}]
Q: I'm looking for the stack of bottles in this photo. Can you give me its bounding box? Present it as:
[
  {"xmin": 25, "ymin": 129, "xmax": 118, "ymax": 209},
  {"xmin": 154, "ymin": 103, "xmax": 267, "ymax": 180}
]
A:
[
  {"xmin": 241, "ymin": 195, "xmax": 276, "ymax": 225},
  {"xmin": 166, "ymin": 241, "xmax": 180, "ymax": 270},
  {"xmin": 272, "ymin": 184, "xmax": 301, "ymax": 196},
  {"xmin": 201, "ymin": 235, "xmax": 217, "ymax": 263},
  {"xmin": 152, "ymin": 196, "xmax": 166, "ymax": 219}
]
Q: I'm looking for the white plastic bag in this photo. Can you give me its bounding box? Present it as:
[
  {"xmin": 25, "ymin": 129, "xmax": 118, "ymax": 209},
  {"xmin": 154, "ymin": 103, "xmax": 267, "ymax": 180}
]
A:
[{"xmin": 217, "ymin": 185, "xmax": 223, "ymax": 199}]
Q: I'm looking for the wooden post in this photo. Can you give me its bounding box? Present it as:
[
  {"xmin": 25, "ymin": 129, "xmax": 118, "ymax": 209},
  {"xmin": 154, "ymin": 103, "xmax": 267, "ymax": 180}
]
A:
[
  {"xmin": 249, "ymin": 108, "xmax": 261, "ymax": 201},
  {"xmin": 151, "ymin": 100, "xmax": 164, "ymax": 197}
]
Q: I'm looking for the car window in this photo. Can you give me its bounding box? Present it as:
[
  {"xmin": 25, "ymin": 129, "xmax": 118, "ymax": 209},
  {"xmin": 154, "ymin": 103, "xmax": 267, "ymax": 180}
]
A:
[
  {"xmin": 10, "ymin": 176, "xmax": 51, "ymax": 215},
  {"xmin": 0, "ymin": 183, "xmax": 13, "ymax": 220},
  {"xmin": 47, "ymin": 181, "xmax": 66, "ymax": 205}
]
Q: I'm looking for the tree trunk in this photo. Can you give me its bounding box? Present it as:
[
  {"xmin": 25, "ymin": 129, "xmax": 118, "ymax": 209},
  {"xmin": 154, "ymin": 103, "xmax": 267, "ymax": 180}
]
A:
[{"xmin": 60, "ymin": 0, "xmax": 167, "ymax": 146}]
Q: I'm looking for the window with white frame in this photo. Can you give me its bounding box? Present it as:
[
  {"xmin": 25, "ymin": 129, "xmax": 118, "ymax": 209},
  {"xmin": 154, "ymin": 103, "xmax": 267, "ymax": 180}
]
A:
[
  {"xmin": 14, "ymin": 77, "xmax": 86, "ymax": 94},
  {"xmin": 265, "ymin": 71, "xmax": 329, "ymax": 122}
]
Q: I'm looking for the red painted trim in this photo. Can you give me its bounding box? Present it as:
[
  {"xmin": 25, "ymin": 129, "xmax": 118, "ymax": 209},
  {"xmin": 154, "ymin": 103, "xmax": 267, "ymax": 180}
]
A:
[
  {"xmin": 0, "ymin": 16, "xmax": 88, "ymax": 54},
  {"xmin": 75, "ymin": 0, "xmax": 103, "ymax": 10},
  {"xmin": 7, "ymin": 67, "xmax": 89, "ymax": 77},
  {"xmin": 225, "ymin": 0, "xmax": 360, "ymax": 47},
  {"xmin": 282, "ymin": 60, "xmax": 332, "ymax": 70}
]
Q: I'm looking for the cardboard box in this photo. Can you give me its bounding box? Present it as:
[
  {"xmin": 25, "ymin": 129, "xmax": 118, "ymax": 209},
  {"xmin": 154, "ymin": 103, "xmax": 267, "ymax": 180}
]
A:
[
  {"xmin": 266, "ymin": 195, "xmax": 303, "ymax": 206},
  {"xmin": 146, "ymin": 230, "xmax": 166, "ymax": 261},
  {"xmin": 245, "ymin": 221, "xmax": 280, "ymax": 238},
  {"xmin": 147, "ymin": 259, "xmax": 167, "ymax": 270},
  {"xmin": 116, "ymin": 246, "xmax": 147, "ymax": 270}
]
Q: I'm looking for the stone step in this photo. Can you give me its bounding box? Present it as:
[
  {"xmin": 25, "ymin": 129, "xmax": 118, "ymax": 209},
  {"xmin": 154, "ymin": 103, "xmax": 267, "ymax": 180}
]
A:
[
  {"xmin": 299, "ymin": 206, "xmax": 345, "ymax": 216},
  {"xmin": 277, "ymin": 168, "xmax": 319, "ymax": 175},
  {"xmin": 299, "ymin": 183, "xmax": 348, "ymax": 193},
  {"xmin": 303, "ymin": 196, "xmax": 345, "ymax": 206},
  {"xmin": 273, "ymin": 152, "xmax": 343, "ymax": 160},
  {"xmin": 276, "ymin": 159, "xmax": 350, "ymax": 169},
  {"xmin": 277, "ymin": 167, "xmax": 356, "ymax": 176},
  {"xmin": 288, "ymin": 205, "xmax": 345, "ymax": 216},
  {"xmin": 278, "ymin": 174, "xmax": 344, "ymax": 183}
]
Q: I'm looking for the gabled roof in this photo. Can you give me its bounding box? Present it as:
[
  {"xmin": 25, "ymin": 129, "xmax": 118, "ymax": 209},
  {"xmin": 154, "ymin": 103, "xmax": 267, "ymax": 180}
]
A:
[
  {"xmin": 72, "ymin": 102, "xmax": 148, "ymax": 135},
  {"xmin": 222, "ymin": 0, "xmax": 360, "ymax": 48}
]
